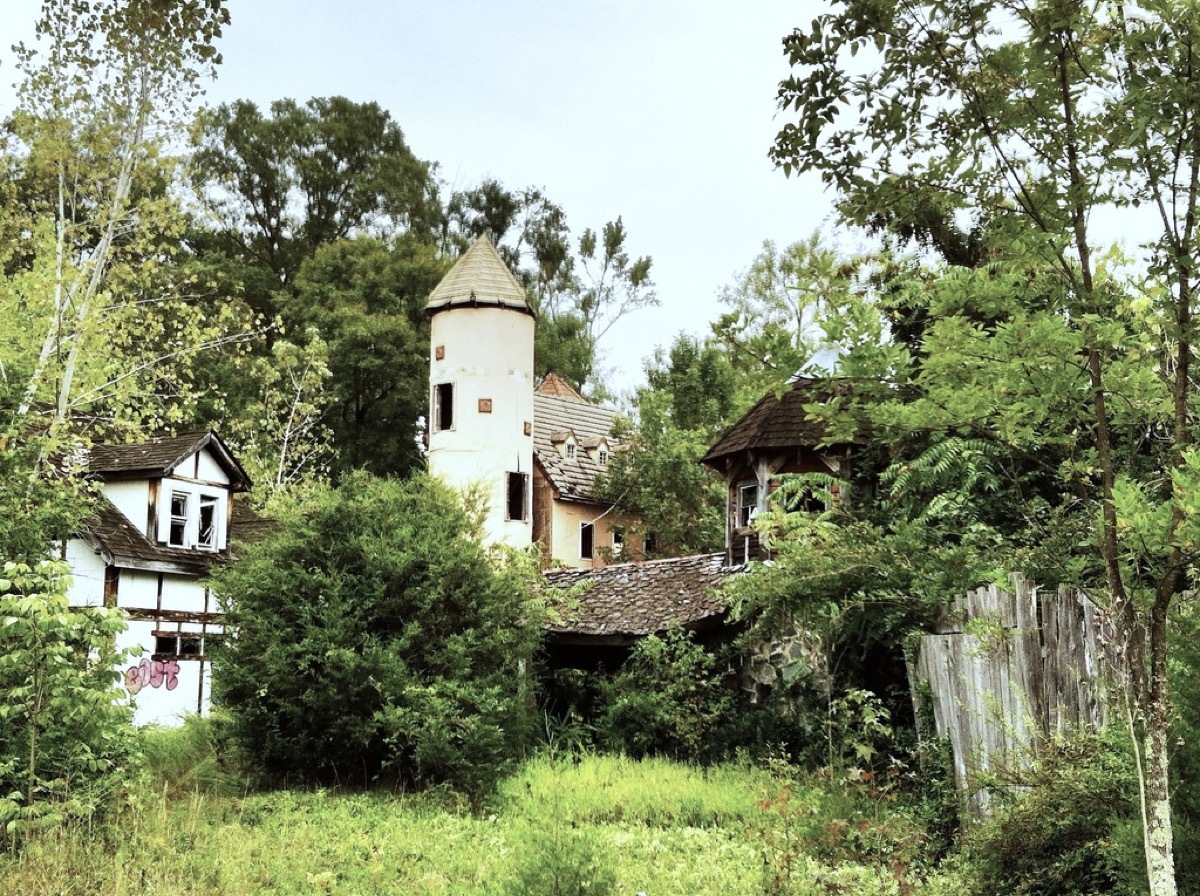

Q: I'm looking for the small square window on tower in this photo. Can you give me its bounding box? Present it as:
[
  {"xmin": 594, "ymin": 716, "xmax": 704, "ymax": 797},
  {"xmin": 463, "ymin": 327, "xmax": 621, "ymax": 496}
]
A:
[
  {"xmin": 478, "ymin": 398, "xmax": 493, "ymax": 413},
  {"xmin": 434, "ymin": 382, "xmax": 454, "ymax": 431},
  {"xmin": 435, "ymin": 345, "xmax": 445, "ymax": 360},
  {"xmin": 523, "ymin": 421, "xmax": 532, "ymax": 436}
]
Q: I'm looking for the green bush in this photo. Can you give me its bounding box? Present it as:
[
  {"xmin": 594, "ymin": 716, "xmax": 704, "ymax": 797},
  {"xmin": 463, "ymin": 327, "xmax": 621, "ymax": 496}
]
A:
[
  {"xmin": 960, "ymin": 729, "xmax": 1143, "ymax": 896},
  {"xmin": 211, "ymin": 473, "xmax": 541, "ymax": 801},
  {"xmin": 0, "ymin": 560, "xmax": 135, "ymax": 847},
  {"xmin": 595, "ymin": 626, "xmax": 735, "ymax": 761}
]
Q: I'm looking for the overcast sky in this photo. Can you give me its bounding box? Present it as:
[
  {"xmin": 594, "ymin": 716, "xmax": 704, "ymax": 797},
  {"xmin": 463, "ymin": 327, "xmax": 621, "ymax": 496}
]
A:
[{"xmin": 0, "ymin": 1, "xmax": 838, "ymax": 396}]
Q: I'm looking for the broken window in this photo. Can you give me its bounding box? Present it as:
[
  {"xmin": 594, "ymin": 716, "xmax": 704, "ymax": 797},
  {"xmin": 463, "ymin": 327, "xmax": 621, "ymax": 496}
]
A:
[
  {"xmin": 612, "ymin": 530, "xmax": 624, "ymax": 554},
  {"xmin": 580, "ymin": 522, "xmax": 595, "ymax": 560},
  {"xmin": 506, "ymin": 472, "xmax": 529, "ymax": 521},
  {"xmin": 737, "ymin": 482, "xmax": 759, "ymax": 528},
  {"xmin": 434, "ymin": 382, "xmax": 454, "ymax": 431},
  {"xmin": 198, "ymin": 496, "xmax": 218, "ymax": 549}
]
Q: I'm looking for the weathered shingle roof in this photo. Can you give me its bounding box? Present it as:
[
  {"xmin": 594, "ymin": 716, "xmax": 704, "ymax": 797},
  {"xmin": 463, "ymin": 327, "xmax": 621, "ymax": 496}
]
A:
[
  {"xmin": 425, "ymin": 234, "xmax": 534, "ymax": 316},
  {"xmin": 86, "ymin": 429, "xmax": 251, "ymax": 491},
  {"xmin": 80, "ymin": 495, "xmax": 213, "ymax": 575},
  {"xmin": 533, "ymin": 393, "xmax": 619, "ymax": 503},
  {"xmin": 700, "ymin": 377, "xmax": 862, "ymax": 467},
  {"xmin": 535, "ymin": 372, "xmax": 585, "ymax": 401},
  {"xmin": 544, "ymin": 553, "xmax": 743, "ymax": 640}
]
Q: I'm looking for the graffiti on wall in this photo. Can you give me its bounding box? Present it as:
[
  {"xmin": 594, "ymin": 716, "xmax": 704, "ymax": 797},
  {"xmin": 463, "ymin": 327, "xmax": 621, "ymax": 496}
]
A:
[{"xmin": 125, "ymin": 657, "xmax": 180, "ymax": 695}]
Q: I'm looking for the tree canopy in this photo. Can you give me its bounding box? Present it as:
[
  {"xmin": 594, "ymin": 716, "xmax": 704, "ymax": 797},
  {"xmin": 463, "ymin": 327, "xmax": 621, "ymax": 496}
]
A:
[{"xmin": 770, "ymin": 2, "xmax": 1200, "ymax": 891}]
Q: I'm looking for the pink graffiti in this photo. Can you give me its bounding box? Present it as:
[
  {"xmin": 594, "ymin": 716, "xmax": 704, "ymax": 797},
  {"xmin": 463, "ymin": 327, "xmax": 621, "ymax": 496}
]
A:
[{"xmin": 124, "ymin": 658, "xmax": 180, "ymax": 695}]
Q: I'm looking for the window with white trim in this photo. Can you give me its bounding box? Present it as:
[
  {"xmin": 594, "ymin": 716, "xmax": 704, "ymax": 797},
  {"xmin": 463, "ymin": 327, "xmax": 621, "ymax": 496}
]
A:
[
  {"xmin": 168, "ymin": 492, "xmax": 190, "ymax": 547},
  {"xmin": 737, "ymin": 482, "xmax": 759, "ymax": 528},
  {"xmin": 159, "ymin": 484, "xmax": 226, "ymax": 550},
  {"xmin": 198, "ymin": 496, "xmax": 218, "ymax": 548},
  {"xmin": 434, "ymin": 382, "xmax": 454, "ymax": 431}
]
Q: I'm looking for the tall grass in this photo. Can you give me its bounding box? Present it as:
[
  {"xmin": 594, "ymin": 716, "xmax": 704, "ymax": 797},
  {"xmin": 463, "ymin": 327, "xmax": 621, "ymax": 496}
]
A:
[{"xmin": 0, "ymin": 746, "xmax": 968, "ymax": 896}]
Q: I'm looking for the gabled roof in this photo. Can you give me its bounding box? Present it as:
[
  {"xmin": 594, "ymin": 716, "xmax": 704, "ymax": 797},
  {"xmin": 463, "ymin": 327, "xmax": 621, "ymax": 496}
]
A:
[
  {"xmin": 544, "ymin": 553, "xmax": 743, "ymax": 643},
  {"xmin": 425, "ymin": 234, "xmax": 534, "ymax": 317},
  {"xmin": 533, "ymin": 393, "xmax": 619, "ymax": 504},
  {"xmin": 80, "ymin": 494, "xmax": 213, "ymax": 575},
  {"xmin": 700, "ymin": 377, "xmax": 863, "ymax": 468},
  {"xmin": 86, "ymin": 429, "xmax": 251, "ymax": 491}
]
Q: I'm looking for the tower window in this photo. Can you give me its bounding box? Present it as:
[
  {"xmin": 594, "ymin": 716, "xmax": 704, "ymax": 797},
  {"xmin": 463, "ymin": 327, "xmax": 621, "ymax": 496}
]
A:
[
  {"xmin": 506, "ymin": 472, "xmax": 529, "ymax": 521},
  {"xmin": 737, "ymin": 482, "xmax": 759, "ymax": 528},
  {"xmin": 434, "ymin": 383, "xmax": 454, "ymax": 431},
  {"xmin": 580, "ymin": 522, "xmax": 594, "ymax": 560}
]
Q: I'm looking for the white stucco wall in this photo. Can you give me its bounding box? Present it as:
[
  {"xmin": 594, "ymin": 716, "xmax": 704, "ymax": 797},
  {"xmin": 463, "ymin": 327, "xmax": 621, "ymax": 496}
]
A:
[
  {"xmin": 428, "ymin": 305, "xmax": 535, "ymax": 549},
  {"xmin": 104, "ymin": 479, "xmax": 149, "ymax": 536},
  {"xmin": 549, "ymin": 499, "xmax": 626, "ymax": 570}
]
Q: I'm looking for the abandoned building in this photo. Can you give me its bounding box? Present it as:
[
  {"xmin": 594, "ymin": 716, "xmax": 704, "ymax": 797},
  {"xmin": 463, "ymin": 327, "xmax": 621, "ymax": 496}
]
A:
[
  {"xmin": 425, "ymin": 234, "xmax": 645, "ymax": 569},
  {"xmin": 65, "ymin": 429, "xmax": 252, "ymax": 726}
]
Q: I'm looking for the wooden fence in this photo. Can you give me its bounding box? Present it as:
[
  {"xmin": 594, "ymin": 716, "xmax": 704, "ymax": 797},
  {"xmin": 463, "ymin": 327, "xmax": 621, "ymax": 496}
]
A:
[{"xmin": 910, "ymin": 575, "xmax": 1110, "ymax": 816}]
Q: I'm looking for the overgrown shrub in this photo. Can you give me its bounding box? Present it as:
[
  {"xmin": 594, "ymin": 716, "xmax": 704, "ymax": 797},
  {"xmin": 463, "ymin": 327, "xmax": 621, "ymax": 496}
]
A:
[
  {"xmin": 595, "ymin": 626, "xmax": 735, "ymax": 761},
  {"xmin": 211, "ymin": 473, "xmax": 542, "ymax": 801},
  {"xmin": 0, "ymin": 560, "xmax": 135, "ymax": 847},
  {"xmin": 960, "ymin": 729, "xmax": 1144, "ymax": 896}
]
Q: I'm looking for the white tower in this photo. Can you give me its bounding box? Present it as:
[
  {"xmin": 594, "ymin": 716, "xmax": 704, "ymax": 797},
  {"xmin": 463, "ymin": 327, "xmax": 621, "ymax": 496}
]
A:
[{"xmin": 426, "ymin": 235, "xmax": 536, "ymax": 549}]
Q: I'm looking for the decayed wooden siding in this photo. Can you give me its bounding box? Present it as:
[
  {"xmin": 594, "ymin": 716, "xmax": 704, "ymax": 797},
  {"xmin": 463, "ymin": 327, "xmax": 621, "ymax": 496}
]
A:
[{"xmin": 911, "ymin": 575, "xmax": 1110, "ymax": 816}]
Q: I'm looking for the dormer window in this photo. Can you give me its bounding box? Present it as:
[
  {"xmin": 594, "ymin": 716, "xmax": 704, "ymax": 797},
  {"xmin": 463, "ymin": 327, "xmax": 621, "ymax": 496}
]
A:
[
  {"xmin": 160, "ymin": 485, "xmax": 226, "ymax": 550},
  {"xmin": 598, "ymin": 448, "xmax": 608, "ymax": 466},
  {"xmin": 566, "ymin": 442, "xmax": 576, "ymax": 460},
  {"xmin": 198, "ymin": 496, "xmax": 218, "ymax": 548},
  {"xmin": 169, "ymin": 492, "xmax": 189, "ymax": 547}
]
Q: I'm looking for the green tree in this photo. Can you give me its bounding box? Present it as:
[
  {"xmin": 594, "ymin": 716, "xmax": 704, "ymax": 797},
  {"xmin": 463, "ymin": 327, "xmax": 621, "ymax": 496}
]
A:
[
  {"xmin": 285, "ymin": 235, "xmax": 449, "ymax": 478},
  {"xmin": 211, "ymin": 473, "xmax": 542, "ymax": 800},
  {"xmin": 6, "ymin": 0, "xmax": 238, "ymax": 435},
  {"xmin": 0, "ymin": 560, "xmax": 134, "ymax": 848},
  {"xmin": 597, "ymin": 336, "xmax": 736, "ymax": 557},
  {"xmin": 772, "ymin": 2, "xmax": 1200, "ymax": 890},
  {"xmin": 188, "ymin": 96, "xmax": 441, "ymax": 320}
]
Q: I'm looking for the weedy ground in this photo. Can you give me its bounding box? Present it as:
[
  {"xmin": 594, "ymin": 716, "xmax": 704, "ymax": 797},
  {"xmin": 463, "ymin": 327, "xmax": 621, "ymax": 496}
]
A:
[{"xmin": 0, "ymin": 736, "xmax": 970, "ymax": 896}]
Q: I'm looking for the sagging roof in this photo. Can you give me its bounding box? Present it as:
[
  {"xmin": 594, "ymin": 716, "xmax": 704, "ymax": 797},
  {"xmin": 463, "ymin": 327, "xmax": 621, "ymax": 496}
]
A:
[
  {"xmin": 80, "ymin": 494, "xmax": 213, "ymax": 575},
  {"xmin": 533, "ymin": 391, "xmax": 619, "ymax": 504},
  {"xmin": 544, "ymin": 553, "xmax": 743, "ymax": 644},
  {"xmin": 425, "ymin": 234, "xmax": 534, "ymax": 317},
  {"xmin": 86, "ymin": 429, "xmax": 251, "ymax": 492},
  {"xmin": 700, "ymin": 377, "xmax": 863, "ymax": 468}
]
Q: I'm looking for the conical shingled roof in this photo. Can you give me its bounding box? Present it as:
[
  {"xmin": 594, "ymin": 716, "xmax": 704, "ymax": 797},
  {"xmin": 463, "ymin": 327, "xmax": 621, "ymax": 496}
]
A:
[{"xmin": 426, "ymin": 234, "xmax": 534, "ymax": 316}]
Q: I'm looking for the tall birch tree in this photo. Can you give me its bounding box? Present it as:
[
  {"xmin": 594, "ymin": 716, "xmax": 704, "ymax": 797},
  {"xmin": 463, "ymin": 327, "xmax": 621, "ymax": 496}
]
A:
[{"xmin": 5, "ymin": 0, "xmax": 233, "ymax": 435}]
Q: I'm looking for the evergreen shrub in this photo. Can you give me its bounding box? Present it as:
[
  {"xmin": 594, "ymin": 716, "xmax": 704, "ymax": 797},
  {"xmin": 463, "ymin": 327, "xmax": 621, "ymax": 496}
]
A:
[{"xmin": 211, "ymin": 473, "xmax": 541, "ymax": 801}]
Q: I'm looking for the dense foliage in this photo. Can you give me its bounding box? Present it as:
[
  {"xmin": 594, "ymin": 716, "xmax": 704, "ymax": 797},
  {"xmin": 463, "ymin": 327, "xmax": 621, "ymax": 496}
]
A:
[
  {"xmin": 211, "ymin": 473, "xmax": 542, "ymax": 799},
  {"xmin": 0, "ymin": 560, "xmax": 134, "ymax": 848}
]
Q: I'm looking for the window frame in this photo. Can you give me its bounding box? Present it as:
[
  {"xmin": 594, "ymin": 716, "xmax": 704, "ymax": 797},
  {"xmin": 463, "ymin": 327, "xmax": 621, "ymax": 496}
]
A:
[
  {"xmin": 506, "ymin": 472, "xmax": 530, "ymax": 522},
  {"xmin": 580, "ymin": 521, "xmax": 595, "ymax": 560},
  {"xmin": 434, "ymin": 382, "xmax": 454, "ymax": 432},
  {"xmin": 168, "ymin": 491, "xmax": 190, "ymax": 547},
  {"xmin": 737, "ymin": 482, "xmax": 759, "ymax": 528}
]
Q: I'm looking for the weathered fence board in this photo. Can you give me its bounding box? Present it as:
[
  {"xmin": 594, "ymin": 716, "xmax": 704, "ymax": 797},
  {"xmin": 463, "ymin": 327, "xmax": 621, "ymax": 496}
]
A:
[{"xmin": 912, "ymin": 576, "xmax": 1109, "ymax": 816}]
